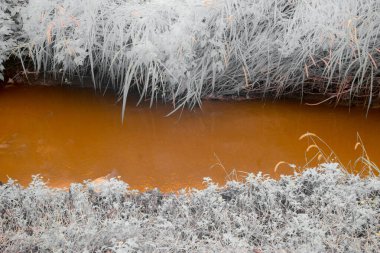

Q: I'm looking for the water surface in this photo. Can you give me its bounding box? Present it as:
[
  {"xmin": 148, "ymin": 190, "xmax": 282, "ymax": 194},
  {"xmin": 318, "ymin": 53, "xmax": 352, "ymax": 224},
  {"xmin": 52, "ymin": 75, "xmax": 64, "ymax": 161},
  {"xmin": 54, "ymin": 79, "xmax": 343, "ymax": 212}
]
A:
[{"xmin": 1, "ymin": 85, "xmax": 379, "ymax": 191}]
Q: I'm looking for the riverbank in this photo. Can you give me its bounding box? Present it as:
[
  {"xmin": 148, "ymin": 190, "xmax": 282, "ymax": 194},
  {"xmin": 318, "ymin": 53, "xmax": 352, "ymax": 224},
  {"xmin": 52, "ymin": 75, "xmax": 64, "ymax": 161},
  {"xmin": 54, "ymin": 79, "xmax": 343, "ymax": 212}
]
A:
[
  {"xmin": 1, "ymin": 163, "xmax": 379, "ymax": 252},
  {"xmin": 1, "ymin": 0, "xmax": 380, "ymax": 115}
]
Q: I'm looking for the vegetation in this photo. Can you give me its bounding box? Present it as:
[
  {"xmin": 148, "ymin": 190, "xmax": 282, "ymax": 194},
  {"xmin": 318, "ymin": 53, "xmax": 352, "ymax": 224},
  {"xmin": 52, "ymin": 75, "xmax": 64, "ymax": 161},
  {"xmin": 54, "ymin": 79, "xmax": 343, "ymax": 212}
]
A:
[
  {"xmin": 1, "ymin": 1, "xmax": 379, "ymax": 251},
  {"xmin": 0, "ymin": 0, "xmax": 379, "ymax": 116},
  {"xmin": 1, "ymin": 163, "xmax": 379, "ymax": 252},
  {"xmin": 0, "ymin": 0, "xmax": 25, "ymax": 82}
]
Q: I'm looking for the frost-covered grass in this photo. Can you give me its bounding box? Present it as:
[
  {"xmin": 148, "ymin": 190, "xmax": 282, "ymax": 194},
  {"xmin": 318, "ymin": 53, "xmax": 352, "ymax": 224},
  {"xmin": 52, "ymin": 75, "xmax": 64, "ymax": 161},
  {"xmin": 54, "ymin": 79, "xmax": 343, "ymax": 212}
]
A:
[
  {"xmin": 0, "ymin": 0, "xmax": 26, "ymax": 81},
  {"xmin": 1, "ymin": 163, "xmax": 379, "ymax": 252},
  {"xmin": 0, "ymin": 0, "xmax": 379, "ymax": 116}
]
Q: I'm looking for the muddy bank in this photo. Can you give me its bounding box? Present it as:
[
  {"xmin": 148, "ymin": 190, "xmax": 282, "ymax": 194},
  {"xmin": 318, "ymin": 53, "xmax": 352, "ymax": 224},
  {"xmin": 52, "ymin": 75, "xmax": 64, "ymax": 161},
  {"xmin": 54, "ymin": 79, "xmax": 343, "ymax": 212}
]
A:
[{"xmin": 2, "ymin": 60, "xmax": 380, "ymax": 108}]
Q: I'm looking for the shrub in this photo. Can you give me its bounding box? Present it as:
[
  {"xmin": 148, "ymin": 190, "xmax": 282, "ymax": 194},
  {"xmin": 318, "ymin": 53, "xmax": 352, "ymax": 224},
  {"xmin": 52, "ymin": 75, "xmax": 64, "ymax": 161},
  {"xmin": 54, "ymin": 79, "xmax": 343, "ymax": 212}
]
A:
[
  {"xmin": 1, "ymin": 164, "xmax": 379, "ymax": 252},
  {"xmin": 0, "ymin": 0, "xmax": 26, "ymax": 81}
]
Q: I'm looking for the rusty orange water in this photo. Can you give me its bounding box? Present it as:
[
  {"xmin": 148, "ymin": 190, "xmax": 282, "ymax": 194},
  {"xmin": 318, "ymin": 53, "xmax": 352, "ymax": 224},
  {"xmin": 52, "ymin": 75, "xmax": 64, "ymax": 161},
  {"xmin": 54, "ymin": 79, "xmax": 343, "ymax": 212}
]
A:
[{"xmin": 0, "ymin": 85, "xmax": 379, "ymax": 191}]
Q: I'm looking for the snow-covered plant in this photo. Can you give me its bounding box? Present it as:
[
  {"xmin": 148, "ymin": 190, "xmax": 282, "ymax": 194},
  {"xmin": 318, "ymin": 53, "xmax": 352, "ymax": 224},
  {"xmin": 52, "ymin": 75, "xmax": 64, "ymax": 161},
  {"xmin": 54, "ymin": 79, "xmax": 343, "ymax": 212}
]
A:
[
  {"xmin": 1, "ymin": 164, "xmax": 379, "ymax": 252},
  {"xmin": 0, "ymin": 0, "xmax": 26, "ymax": 81},
  {"xmin": 17, "ymin": 0, "xmax": 380, "ymax": 117}
]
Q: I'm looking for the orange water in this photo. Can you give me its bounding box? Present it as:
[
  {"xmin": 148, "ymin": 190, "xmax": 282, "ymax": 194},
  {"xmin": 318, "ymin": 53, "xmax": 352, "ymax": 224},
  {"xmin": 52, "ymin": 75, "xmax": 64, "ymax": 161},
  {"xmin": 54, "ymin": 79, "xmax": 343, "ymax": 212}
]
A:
[{"xmin": 0, "ymin": 85, "xmax": 379, "ymax": 191}]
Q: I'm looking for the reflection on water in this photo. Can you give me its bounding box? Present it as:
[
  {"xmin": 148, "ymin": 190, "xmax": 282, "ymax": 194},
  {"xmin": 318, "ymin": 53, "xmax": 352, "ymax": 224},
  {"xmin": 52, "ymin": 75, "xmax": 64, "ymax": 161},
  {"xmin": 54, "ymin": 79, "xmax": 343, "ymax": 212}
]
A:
[{"xmin": 0, "ymin": 85, "xmax": 379, "ymax": 191}]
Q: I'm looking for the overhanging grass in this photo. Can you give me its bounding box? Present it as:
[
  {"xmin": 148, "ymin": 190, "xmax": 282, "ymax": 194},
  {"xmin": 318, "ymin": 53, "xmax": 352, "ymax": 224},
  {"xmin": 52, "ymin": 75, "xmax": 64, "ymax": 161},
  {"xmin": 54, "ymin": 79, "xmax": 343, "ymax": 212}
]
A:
[{"xmin": 0, "ymin": 0, "xmax": 378, "ymax": 117}]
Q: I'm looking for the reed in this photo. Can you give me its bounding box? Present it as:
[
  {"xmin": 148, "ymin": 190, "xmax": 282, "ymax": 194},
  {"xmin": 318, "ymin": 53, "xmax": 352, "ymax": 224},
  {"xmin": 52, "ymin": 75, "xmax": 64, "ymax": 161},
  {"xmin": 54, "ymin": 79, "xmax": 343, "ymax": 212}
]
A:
[
  {"xmin": 0, "ymin": 0, "xmax": 378, "ymax": 116},
  {"xmin": 275, "ymin": 132, "xmax": 380, "ymax": 178}
]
